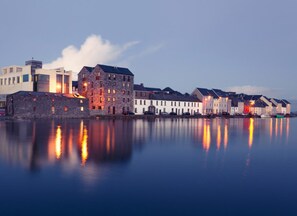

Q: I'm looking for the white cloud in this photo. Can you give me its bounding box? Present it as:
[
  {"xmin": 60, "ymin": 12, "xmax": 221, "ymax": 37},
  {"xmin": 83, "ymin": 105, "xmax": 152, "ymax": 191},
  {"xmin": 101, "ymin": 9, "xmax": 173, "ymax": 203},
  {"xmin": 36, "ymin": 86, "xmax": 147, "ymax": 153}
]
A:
[
  {"xmin": 226, "ymin": 85, "xmax": 278, "ymax": 97},
  {"xmin": 44, "ymin": 34, "xmax": 139, "ymax": 74}
]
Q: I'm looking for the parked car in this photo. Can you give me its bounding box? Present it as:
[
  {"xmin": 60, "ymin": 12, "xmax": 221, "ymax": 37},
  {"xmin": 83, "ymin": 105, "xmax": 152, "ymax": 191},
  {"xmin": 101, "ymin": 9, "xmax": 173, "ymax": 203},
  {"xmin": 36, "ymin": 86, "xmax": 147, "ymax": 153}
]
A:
[
  {"xmin": 169, "ymin": 112, "xmax": 177, "ymax": 116},
  {"xmin": 144, "ymin": 111, "xmax": 155, "ymax": 115}
]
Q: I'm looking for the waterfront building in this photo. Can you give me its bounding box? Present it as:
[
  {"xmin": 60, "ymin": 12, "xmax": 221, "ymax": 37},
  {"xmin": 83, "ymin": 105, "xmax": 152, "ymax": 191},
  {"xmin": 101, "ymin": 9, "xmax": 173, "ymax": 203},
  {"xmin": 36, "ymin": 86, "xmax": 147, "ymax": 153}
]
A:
[
  {"xmin": 0, "ymin": 60, "xmax": 72, "ymax": 107},
  {"xmin": 230, "ymin": 98, "xmax": 244, "ymax": 115},
  {"xmin": 6, "ymin": 91, "xmax": 89, "ymax": 118},
  {"xmin": 78, "ymin": 64, "xmax": 134, "ymax": 115},
  {"xmin": 192, "ymin": 88, "xmax": 231, "ymax": 114},
  {"xmin": 134, "ymin": 84, "xmax": 202, "ymax": 115}
]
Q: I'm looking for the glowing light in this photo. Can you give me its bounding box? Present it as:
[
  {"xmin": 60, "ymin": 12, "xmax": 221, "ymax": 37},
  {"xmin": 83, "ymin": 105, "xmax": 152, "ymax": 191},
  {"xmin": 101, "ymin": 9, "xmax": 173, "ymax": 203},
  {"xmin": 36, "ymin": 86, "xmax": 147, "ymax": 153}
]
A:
[
  {"xmin": 286, "ymin": 118, "xmax": 290, "ymax": 140},
  {"xmin": 280, "ymin": 118, "xmax": 283, "ymax": 137},
  {"xmin": 81, "ymin": 126, "xmax": 88, "ymax": 166},
  {"xmin": 217, "ymin": 124, "xmax": 221, "ymax": 150},
  {"xmin": 248, "ymin": 118, "xmax": 254, "ymax": 148},
  {"xmin": 56, "ymin": 84, "xmax": 61, "ymax": 89},
  {"xmin": 83, "ymin": 82, "xmax": 88, "ymax": 87},
  {"xmin": 55, "ymin": 125, "xmax": 62, "ymax": 159},
  {"xmin": 203, "ymin": 121, "xmax": 211, "ymax": 152},
  {"xmin": 269, "ymin": 118, "xmax": 273, "ymax": 139},
  {"xmin": 224, "ymin": 123, "xmax": 228, "ymax": 149}
]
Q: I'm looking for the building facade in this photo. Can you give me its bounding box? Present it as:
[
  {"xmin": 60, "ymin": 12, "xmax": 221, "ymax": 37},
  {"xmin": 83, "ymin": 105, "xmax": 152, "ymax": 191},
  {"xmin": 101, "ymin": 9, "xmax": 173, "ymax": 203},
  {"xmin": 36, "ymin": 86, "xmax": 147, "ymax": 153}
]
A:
[
  {"xmin": 0, "ymin": 60, "xmax": 72, "ymax": 107},
  {"xmin": 6, "ymin": 91, "xmax": 89, "ymax": 118},
  {"xmin": 134, "ymin": 84, "xmax": 202, "ymax": 115},
  {"xmin": 78, "ymin": 64, "xmax": 134, "ymax": 115}
]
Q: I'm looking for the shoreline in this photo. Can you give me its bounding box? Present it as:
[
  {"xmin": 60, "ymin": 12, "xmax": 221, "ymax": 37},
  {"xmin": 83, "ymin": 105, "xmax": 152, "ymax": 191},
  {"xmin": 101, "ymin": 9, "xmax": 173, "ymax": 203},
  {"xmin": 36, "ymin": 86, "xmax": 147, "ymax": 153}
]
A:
[{"xmin": 0, "ymin": 114, "xmax": 296, "ymax": 121}]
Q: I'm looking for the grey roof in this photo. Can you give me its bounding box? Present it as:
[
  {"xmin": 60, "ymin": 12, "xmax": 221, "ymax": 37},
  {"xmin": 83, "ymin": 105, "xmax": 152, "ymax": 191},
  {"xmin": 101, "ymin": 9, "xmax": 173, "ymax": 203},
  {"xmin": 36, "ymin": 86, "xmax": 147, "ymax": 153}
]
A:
[
  {"xmin": 149, "ymin": 92, "xmax": 200, "ymax": 102},
  {"xmin": 134, "ymin": 84, "xmax": 162, "ymax": 92},
  {"xmin": 212, "ymin": 89, "xmax": 229, "ymax": 97},
  {"xmin": 97, "ymin": 64, "xmax": 134, "ymax": 76},
  {"xmin": 163, "ymin": 87, "xmax": 175, "ymax": 92},
  {"xmin": 8, "ymin": 91, "xmax": 85, "ymax": 99},
  {"xmin": 84, "ymin": 66, "xmax": 94, "ymax": 72},
  {"xmin": 282, "ymin": 99, "xmax": 290, "ymax": 104},
  {"xmin": 196, "ymin": 87, "xmax": 213, "ymax": 97},
  {"xmin": 253, "ymin": 100, "xmax": 267, "ymax": 108}
]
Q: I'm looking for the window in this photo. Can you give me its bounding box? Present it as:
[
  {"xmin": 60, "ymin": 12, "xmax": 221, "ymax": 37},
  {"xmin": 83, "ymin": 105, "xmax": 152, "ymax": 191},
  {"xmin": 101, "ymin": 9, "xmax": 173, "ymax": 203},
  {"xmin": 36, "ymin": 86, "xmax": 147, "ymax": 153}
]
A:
[
  {"xmin": 123, "ymin": 76, "xmax": 126, "ymax": 81},
  {"xmin": 108, "ymin": 89, "xmax": 111, "ymax": 94},
  {"xmin": 135, "ymin": 108, "xmax": 137, "ymax": 113},
  {"xmin": 81, "ymin": 107, "xmax": 84, "ymax": 111},
  {"xmin": 127, "ymin": 76, "xmax": 130, "ymax": 82},
  {"xmin": 161, "ymin": 101, "xmax": 163, "ymax": 106},
  {"xmin": 96, "ymin": 75, "xmax": 100, "ymax": 80},
  {"xmin": 113, "ymin": 98, "xmax": 116, "ymax": 102},
  {"xmin": 127, "ymin": 98, "xmax": 130, "ymax": 102},
  {"xmin": 9, "ymin": 67, "xmax": 13, "ymax": 73},
  {"xmin": 100, "ymin": 97, "xmax": 103, "ymax": 103},
  {"xmin": 122, "ymin": 90, "xmax": 125, "ymax": 95},
  {"xmin": 127, "ymin": 91, "xmax": 130, "ymax": 95},
  {"xmin": 17, "ymin": 76, "xmax": 20, "ymax": 83},
  {"xmin": 151, "ymin": 100, "xmax": 153, "ymax": 105},
  {"xmin": 80, "ymin": 100, "xmax": 83, "ymax": 104},
  {"xmin": 123, "ymin": 98, "xmax": 125, "ymax": 102},
  {"xmin": 108, "ymin": 74, "xmax": 111, "ymax": 80},
  {"xmin": 171, "ymin": 102, "xmax": 173, "ymax": 106},
  {"xmin": 113, "ymin": 89, "xmax": 116, "ymax": 94},
  {"xmin": 140, "ymin": 100, "xmax": 142, "ymax": 105},
  {"xmin": 16, "ymin": 67, "xmax": 22, "ymax": 72},
  {"xmin": 113, "ymin": 75, "xmax": 116, "ymax": 80},
  {"xmin": 33, "ymin": 107, "xmax": 36, "ymax": 112},
  {"xmin": 144, "ymin": 100, "xmax": 146, "ymax": 105},
  {"xmin": 108, "ymin": 106, "xmax": 111, "ymax": 114},
  {"xmin": 107, "ymin": 97, "xmax": 111, "ymax": 102},
  {"xmin": 64, "ymin": 106, "xmax": 68, "ymax": 112},
  {"xmin": 0, "ymin": 79, "xmax": 2, "ymax": 86},
  {"xmin": 127, "ymin": 83, "xmax": 130, "ymax": 87},
  {"xmin": 135, "ymin": 100, "xmax": 137, "ymax": 105},
  {"xmin": 100, "ymin": 89, "xmax": 103, "ymax": 95}
]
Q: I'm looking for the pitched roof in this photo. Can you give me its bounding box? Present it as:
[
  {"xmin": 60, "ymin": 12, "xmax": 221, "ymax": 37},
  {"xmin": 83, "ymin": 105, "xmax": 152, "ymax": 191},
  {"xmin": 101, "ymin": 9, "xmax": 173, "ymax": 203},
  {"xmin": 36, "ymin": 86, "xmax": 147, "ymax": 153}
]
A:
[
  {"xmin": 149, "ymin": 92, "xmax": 200, "ymax": 102},
  {"xmin": 97, "ymin": 64, "xmax": 134, "ymax": 76},
  {"xmin": 9, "ymin": 91, "xmax": 86, "ymax": 99},
  {"xmin": 84, "ymin": 66, "xmax": 94, "ymax": 72},
  {"xmin": 196, "ymin": 87, "xmax": 213, "ymax": 97},
  {"xmin": 133, "ymin": 84, "xmax": 161, "ymax": 92},
  {"xmin": 212, "ymin": 89, "xmax": 229, "ymax": 97}
]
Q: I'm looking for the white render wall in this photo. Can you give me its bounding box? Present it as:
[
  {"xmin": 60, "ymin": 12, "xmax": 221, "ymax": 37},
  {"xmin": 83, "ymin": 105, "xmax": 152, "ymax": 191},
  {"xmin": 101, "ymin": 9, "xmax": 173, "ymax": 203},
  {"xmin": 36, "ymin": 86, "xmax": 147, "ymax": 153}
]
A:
[
  {"xmin": 0, "ymin": 65, "xmax": 72, "ymax": 95},
  {"xmin": 134, "ymin": 99, "xmax": 203, "ymax": 115}
]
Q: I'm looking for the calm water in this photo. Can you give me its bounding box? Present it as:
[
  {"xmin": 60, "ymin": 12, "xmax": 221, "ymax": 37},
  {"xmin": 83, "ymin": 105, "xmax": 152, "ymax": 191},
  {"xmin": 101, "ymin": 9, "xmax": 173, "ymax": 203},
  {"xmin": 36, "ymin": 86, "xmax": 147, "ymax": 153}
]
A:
[{"xmin": 0, "ymin": 118, "xmax": 296, "ymax": 216}]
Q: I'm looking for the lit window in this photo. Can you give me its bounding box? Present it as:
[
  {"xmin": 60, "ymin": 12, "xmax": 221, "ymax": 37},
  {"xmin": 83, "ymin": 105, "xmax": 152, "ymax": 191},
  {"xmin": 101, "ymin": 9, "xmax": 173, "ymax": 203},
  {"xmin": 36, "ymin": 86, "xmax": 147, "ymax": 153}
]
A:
[
  {"xmin": 81, "ymin": 107, "xmax": 84, "ymax": 111},
  {"xmin": 51, "ymin": 106, "xmax": 55, "ymax": 114},
  {"xmin": 108, "ymin": 89, "xmax": 111, "ymax": 94},
  {"xmin": 113, "ymin": 89, "xmax": 116, "ymax": 94},
  {"xmin": 108, "ymin": 97, "xmax": 111, "ymax": 102},
  {"xmin": 80, "ymin": 100, "xmax": 83, "ymax": 104},
  {"xmin": 113, "ymin": 98, "xmax": 116, "ymax": 102},
  {"xmin": 64, "ymin": 106, "xmax": 68, "ymax": 112}
]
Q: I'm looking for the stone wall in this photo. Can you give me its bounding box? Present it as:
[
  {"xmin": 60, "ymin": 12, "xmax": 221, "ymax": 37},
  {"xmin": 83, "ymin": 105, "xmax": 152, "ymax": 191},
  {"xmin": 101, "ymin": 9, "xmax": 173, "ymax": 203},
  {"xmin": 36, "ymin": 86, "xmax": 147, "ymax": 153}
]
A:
[
  {"xmin": 6, "ymin": 91, "xmax": 89, "ymax": 118},
  {"xmin": 78, "ymin": 65, "xmax": 134, "ymax": 115}
]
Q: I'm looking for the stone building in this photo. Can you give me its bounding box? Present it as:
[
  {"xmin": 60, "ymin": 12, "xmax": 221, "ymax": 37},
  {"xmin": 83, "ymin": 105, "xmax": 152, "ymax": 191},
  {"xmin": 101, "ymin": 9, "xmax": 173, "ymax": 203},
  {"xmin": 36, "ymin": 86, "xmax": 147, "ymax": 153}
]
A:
[
  {"xmin": 6, "ymin": 91, "xmax": 89, "ymax": 118},
  {"xmin": 78, "ymin": 64, "xmax": 134, "ymax": 115}
]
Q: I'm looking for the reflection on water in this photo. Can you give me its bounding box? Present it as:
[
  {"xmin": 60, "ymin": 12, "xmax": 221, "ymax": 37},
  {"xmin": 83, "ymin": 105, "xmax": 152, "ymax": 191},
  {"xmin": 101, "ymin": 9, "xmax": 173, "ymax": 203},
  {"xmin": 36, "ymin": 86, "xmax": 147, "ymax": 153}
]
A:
[
  {"xmin": 248, "ymin": 118, "xmax": 254, "ymax": 148},
  {"xmin": 0, "ymin": 118, "xmax": 292, "ymax": 170}
]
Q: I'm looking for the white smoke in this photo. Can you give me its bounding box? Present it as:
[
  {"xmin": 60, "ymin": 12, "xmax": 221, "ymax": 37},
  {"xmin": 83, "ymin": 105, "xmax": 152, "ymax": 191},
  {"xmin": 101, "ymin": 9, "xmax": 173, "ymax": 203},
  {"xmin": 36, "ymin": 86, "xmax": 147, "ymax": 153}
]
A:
[{"xmin": 44, "ymin": 34, "xmax": 139, "ymax": 75}]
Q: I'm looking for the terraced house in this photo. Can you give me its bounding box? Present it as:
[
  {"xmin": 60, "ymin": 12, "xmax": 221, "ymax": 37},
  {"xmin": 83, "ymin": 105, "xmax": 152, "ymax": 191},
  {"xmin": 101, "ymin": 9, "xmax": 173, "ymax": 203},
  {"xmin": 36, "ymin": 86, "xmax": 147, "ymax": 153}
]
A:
[{"xmin": 78, "ymin": 64, "xmax": 134, "ymax": 115}]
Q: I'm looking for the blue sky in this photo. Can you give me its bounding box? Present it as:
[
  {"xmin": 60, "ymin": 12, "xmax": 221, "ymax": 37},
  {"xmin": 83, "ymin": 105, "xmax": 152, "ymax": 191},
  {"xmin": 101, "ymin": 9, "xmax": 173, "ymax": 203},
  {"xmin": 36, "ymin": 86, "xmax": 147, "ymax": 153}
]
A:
[{"xmin": 1, "ymin": 0, "xmax": 296, "ymax": 100}]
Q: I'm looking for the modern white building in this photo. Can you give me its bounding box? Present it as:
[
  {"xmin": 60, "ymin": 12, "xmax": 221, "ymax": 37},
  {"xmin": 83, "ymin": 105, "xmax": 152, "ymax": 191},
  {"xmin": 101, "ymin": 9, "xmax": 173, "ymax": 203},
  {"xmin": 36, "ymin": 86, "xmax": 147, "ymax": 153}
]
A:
[
  {"xmin": 0, "ymin": 60, "xmax": 72, "ymax": 106},
  {"xmin": 134, "ymin": 84, "xmax": 203, "ymax": 115}
]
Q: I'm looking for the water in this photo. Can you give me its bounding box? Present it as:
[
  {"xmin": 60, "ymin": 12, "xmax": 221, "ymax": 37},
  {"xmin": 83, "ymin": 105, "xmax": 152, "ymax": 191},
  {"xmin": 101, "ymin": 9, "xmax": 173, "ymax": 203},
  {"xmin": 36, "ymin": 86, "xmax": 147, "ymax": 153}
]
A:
[{"xmin": 0, "ymin": 118, "xmax": 296, "ymax": 216}]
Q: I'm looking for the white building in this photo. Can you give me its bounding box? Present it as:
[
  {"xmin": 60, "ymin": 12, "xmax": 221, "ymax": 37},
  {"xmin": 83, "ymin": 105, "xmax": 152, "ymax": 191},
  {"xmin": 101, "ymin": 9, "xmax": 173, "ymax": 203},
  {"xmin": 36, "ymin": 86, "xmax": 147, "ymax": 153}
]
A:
[
  {"xmin": 0, "ymin": 60, "xmax": 72, "ymax": 106},
  {"xmin": 134, "ymin": 84, "xmax": 203, "ymax": 115}
]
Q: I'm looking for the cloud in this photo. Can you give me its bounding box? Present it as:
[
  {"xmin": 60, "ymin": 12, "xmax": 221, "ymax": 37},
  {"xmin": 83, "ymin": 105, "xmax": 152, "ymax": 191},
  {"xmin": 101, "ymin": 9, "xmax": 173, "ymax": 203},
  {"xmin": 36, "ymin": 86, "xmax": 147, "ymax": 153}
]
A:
[
  {"xmin": 44, "ymin": 34, "xmax": 139, "ymax": 74},
  {"xmin": 226, "ymin": 85, "xmax": 279, "ymax": 97}
]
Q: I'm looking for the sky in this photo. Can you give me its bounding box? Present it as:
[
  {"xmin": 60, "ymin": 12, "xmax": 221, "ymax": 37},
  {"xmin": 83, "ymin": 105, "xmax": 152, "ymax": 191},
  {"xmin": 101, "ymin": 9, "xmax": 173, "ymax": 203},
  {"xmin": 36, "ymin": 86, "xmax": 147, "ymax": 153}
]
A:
[{"xmin": 0, "ymin": 0, "xmax": 296, "ymax": 100}]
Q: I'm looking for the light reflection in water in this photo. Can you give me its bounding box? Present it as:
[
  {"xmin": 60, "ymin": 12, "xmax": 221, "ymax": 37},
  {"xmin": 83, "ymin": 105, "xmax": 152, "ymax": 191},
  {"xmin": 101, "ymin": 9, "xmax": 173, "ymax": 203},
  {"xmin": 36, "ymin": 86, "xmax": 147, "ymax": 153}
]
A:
[
  {"xmin": 286, "ymin": 118, "xmax": 290, "ymax": 140},
  {"xmin": 81, "ymin": 125, "xmax": 88, "ymax": 166},
  {"xmin": 217, "ymin": 124, "xmax": 221, "ymax": 150},
  {"xmin": 203, "ymin": 120, "xmax": 211, "ymax": 152},
  {"xmin": 270, "ymin": 118, "xmax": 273, "ymax": 140},
  {"xmin": 248, "ymin": 119, "xmax": 254, "ymax": 148},
  {"xmin": 280, "ymin": 119, "xmax": 283, "ymax": 137},
  {"xmin": 275, "ymin": 118, "xmax": 278, "ymax": 137},
  {"xmin": 55, "ymin": 125, "xmax": 62, "ymax": 159},
  {"xmin": 224, "ymin": 123, "xmax": 228, "ymax": 149}
]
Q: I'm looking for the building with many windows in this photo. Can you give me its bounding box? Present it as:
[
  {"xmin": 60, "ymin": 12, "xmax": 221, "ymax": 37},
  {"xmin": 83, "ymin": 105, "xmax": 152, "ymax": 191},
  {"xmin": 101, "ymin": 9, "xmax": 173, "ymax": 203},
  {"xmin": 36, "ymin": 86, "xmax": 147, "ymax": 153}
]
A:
[
  {"xmin": 134, "ymin": 84, "xmax": 202, "ymax": 115},
  {"xmin": 0, "ymin": 60, "xmax": 72, "ymax": 107},
  {"xmin": 78, "ymin": 64, "xmax": 134, "ymax": 115}
]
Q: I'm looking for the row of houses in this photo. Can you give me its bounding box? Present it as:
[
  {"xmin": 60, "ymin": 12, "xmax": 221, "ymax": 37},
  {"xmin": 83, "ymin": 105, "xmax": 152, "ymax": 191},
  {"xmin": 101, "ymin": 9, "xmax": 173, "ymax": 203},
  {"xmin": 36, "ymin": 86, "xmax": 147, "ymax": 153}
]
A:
[{"xmin": 0, "ymin": 60, "xmax": 291, "ymax": 118}]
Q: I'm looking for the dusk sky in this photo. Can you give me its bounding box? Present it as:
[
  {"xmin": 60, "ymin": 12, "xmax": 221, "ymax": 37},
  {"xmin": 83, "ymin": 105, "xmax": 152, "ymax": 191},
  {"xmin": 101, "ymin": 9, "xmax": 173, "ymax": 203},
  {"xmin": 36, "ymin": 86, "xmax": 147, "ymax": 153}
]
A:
[{"xmin": 1, "ymin": 0, "xmax": 296, "ymax": 100}]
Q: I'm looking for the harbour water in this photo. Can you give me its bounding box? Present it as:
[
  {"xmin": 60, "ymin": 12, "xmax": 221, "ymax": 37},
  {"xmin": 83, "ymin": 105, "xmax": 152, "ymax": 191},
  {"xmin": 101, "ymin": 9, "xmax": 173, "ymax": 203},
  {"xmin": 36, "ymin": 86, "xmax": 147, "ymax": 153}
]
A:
[{"xmin": 0, "ymin": 118, "xmax": 296, "ymax": 215}]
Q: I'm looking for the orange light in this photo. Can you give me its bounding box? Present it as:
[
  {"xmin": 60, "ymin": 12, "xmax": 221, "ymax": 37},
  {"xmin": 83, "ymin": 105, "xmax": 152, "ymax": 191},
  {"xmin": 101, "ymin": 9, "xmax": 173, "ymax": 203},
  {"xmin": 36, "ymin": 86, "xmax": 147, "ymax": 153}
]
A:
[
  {"xmin": 83, "ymin": 82, "xmax": 88, "ymax": 87},
  {"xmin": 81, "ymin": 126, "xmax": 88, "ymax": 166},
  {"xmin": 56, "ymin": 84, "xmax": 61, "ymax": 89},
  {"xmin": 55, "ymin": 125, "xmax": 62, "ymax": 159},
  {"xmin": 248, "ymin": 118, "xmax": 254, "ymax": 148}
]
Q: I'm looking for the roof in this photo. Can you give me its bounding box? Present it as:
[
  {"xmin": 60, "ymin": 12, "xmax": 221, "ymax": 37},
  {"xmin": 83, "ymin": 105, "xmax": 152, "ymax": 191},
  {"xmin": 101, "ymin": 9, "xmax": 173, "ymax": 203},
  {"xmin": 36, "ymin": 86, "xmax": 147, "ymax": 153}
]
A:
[
  {"xmin": 196, "ymin": 87, "xmax": 213, "ymax": 97},
  {"xmin": 253, "ymin": 100, "xmax": 267, "ymax": 108},
  {"xmin": 9, "ymin": 91, "xmax": 86, "ymax": 99},
  {"xmin": 84, "ymin": 66, "xmax": 94, "ymax": 72},
  {"xmin": 163, "ymin": 87, "xmax": 175, "ymax": 93},
  {"xmin": 134, "ymin": 84, "xmax": 162, "ymax": 92},
  {"xmin": 282, "ymin": 99, "xmax": 290, "ymax": 105},
  {"xmin": 149, "ymin": 92, "xmax": 200, "ymax": 102},
  {"xmin": 212, "ymin": 89, "xmax": 229, "ymax": 97},
  {"xmin": 97, "ymin": 64, "xmax": 134, "ymax": 76}
]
